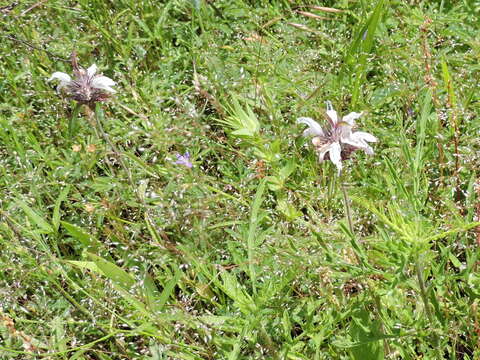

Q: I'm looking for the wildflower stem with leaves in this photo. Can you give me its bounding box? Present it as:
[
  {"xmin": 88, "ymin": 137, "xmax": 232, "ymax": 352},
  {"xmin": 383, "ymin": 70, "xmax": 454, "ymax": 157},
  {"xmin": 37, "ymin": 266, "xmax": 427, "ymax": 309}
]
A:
[
  {"xmin": 49, "ymin": 52, "xmax": 140, "ymax": 203},
  {"xmin": 298, "ymin": 101, "xmax": 377, "ymax": 266},
  {"xmin": 91, "ymin": 104, "xmax": 134, "ymax": 189}
]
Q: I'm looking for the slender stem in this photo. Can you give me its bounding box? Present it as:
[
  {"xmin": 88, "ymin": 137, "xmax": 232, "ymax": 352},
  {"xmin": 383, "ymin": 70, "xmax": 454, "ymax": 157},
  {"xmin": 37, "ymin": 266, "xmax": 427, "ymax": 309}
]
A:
[
  {"xmin": 415, "ymin": 258, "xmax": 433, "ymax": 322},
  {"xmin": 420, "ymin": 19, "xmax": 445, "ymax": 186},
  {"xmin": 374, "ymin": 294, "xmax": 391, "ymax": 356},
  {"xmin": 92, "ymin": 106, "xmax": 134, "ymax": 187},
  {"xmin": 68, "ymin": 103, "xmax": 82, "ymax": 138},
  {"xmin": 342, "ymin": 179, "xmax": 388, "ymax": 356},
  {"xmin": 340, "ymin": 180, "xmax": 363, "ymax": 266},
  {"xmin": 415, "ymin": 257, "xmax": 442, "ymax": 356},
  {"xmin": 89, "ymin": 104, "xmax": 153, "ymax": 222},
  {"xmin": 341, "ymin": 182, "xmax": 355, "ymax": 235}
]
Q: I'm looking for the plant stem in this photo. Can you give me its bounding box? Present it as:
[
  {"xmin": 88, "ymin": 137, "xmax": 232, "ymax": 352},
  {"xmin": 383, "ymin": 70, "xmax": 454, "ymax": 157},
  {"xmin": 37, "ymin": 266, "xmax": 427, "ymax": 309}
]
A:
[
  {"xmin": 341, "ymin": 182, "xmax": 355, "ymax": 235},
  {"xmin": 68, "ymin": 103, "xmax": 82, "ymax": 138},
  {"xmin": 374, "ymin": 293, "xmax": 391, "ymax": 357},
  {"xmin": 91, "ymin": 105, "xmax": 134, "ymax": 187},
  {"xmin": 414, "ymin": 257, "xmax": 442, "ymax": 357},
  {"xmin": 340, "ymin": 180, "xmax": 363, "ymax": 266}
]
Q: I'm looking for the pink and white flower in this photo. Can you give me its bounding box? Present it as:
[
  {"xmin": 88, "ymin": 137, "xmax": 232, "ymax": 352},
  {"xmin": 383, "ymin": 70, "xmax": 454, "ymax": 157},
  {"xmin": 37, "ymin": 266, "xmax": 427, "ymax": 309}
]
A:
[
  {"xmin": 297, "ymin": 101, "xmax": 377, "ymax": 174},
  {"xmin": 48, "ymin": 53, "xmax": 116, "ymax": 105}
]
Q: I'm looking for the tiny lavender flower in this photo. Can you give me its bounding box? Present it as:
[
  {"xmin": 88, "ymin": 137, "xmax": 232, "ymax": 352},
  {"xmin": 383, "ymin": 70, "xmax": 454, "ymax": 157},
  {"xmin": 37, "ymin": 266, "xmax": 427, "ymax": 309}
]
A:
[
  {"xmin": 174, "ymin": 152, "xmax": 193, "ymax": 168},
  {"xmin": 48, "ymin": 52, "xmax": 116, "ymax": 106},
  {"xmin": 297, "ymin": 101, "xmax": 377, "ymax": 174}
]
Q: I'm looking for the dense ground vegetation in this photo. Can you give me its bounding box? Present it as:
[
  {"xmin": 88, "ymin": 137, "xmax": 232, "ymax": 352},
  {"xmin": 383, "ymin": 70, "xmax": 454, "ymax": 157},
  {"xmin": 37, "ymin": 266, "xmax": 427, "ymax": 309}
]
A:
[{"xmin": 1, "ymin": 0, "xmax": 480, "ymax": 358}]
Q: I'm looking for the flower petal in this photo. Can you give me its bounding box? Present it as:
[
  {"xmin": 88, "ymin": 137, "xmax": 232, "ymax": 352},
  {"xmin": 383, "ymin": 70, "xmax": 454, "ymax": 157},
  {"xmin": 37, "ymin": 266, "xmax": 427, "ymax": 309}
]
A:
[
  {"xmin": 87, "ymin": 64, "xmax": 98, "ymax": 78},
  {"xmin": 351, "ymin": 131, "xmax": 377, "ymax": 143},
  {"xmin": 328, "ymin": 141, "xmax": 343, "ymax": 174},
  {"xmin": 325, "ymin": 101, "xmax": 339, "ymax": 124},
  {"xmin": 363, "ymin": 144, "xmax": 374, "ymax": 155},
  {"xmin": 345, "ymin": 140, "xmax": 373, "ymax": 155},
  {"xmin": 48, "ymin": 72, "xmax": 71, "ymax": 83},
  {"xmin": 341, "ymin": 137, "xmax": 363, "ymax": 149},
  {"xmin": 174, "ymin": 152, "xmax": 193, "ymax": 168},
  {"xmin": 342, "ymin": 131, "xmax": 375, "ymax": 155},
  {"xmin": 297, "ymin": 117, "xmax": 324, "ymax": 137},
  {"xmin": 342, "ymin": 111, "xmax": 363, "ymax": 126},
  {"xmin": 316, "ymin": 141, "xmax": 338, "ymax": 163},
  {"xmin": 91, "ymin": 76, "xmax": 116, "ymax": 93},
  {"xmin": 316, "ymin": 143, "xmax": 332, "ymax": 162}
]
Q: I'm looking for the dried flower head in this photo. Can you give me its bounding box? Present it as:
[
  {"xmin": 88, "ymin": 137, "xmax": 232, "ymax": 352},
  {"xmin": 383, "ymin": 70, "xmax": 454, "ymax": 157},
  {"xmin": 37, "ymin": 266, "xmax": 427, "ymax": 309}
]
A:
[
  {"xmin": 48, "ymin": 52, "xmax": 116, "ymax": 106},
  {"xmin": 297, "ymin": 101, "xmax": 377, "ymax": 174}
]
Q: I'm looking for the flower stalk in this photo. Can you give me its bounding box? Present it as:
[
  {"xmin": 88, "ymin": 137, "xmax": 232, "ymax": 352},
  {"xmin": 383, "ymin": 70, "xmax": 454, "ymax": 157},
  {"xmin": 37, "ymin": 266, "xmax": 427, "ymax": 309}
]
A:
[
  {"xmin": 340, "ymin": 180, "xmax": 364, "ymax": 267},
  {"xmin": 91, "ymin": 104, "xmax": 134, "ymax": 190},
  {"xmin": 49, "ymin": 53, "xmax": 140, "ymax": 198},
  {"xmin": 415, "ymin": 256, "xmax": 442, "ymax": 357}
]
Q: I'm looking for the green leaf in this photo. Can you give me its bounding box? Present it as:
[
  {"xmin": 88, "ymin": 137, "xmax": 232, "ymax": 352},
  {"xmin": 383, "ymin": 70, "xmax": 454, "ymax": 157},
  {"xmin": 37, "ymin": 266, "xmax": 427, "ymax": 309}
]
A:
[
  {"xmin": 65, "ymin": 260, "xmax": 100, "ymax": 273},
  {"xmin": 349, "ymin": 308, "xmax": 384, "ymax": 360},
  {"xmin": 219, "ymin": 97, "xmax": 261, "ymax": 140},
  {"xmin": 68, "ymin": 103, "xmax": 82, "ymax": 138},
  {"xmin": 155, "ymin": 267, "xmax": 183, "ymax": 311},
  {"xmin": 52, "ymin": 186, "xmax": 70, "ymax": 233},
  {"xmin": 247, "ymin": 178, "xmax": 267, "ymax": 293},
  {"xmin": 61, "ymin": 221, "xmax": 102, "ymax": 250},
  {"xmin": 277, "ymin": 198, "xmax": 302, "ymax": 221},
  {"xmin": 143, "ymin": 273, "xmax": 162, "ymax": 312},
  {"xmin": 69, "ymin": 257, "xmax": 149, "ymax": 317},
  {"xmin": 279, "ymin": 160, "xmax": 296, "ymax": 180},
  {"xmin": 87, "ymin": 253, "xmax": 136, "ymax": 290},
  {"xmin": 424, "ymin": 221, "xmax": 480, "ymax": 243},
  {"xmin": 220, "ymin": 271, "xmax": 257, "ymax": 315},
  {"xmin": 16, "ymin": 199, "xmax": 54, "ymax": 234},
  {"xmin": 347, "ymin": 0, "xmax": 387, "ymax": 107}
]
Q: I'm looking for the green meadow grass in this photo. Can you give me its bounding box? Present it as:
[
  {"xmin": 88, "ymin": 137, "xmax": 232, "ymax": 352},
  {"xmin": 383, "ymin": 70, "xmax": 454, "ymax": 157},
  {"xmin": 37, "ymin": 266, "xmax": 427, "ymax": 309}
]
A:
[{"xmin": 1, "ymin": 0, "xmax": 480, "ymax": 358}]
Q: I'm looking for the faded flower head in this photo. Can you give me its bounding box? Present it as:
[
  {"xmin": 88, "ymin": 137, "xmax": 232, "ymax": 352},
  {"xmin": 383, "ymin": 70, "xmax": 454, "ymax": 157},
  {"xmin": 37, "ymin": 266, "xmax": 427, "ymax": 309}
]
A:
[
  {"xmin": 173, "ymin": 152, "xmax": 193, "ymax": 168},
  {"xmin": 297, "ymin": 101, "xmax": 377, "ymax": 174},
  {"xmin": 48, "ymin": 52, "xmax": 116, "ymax": 105}
]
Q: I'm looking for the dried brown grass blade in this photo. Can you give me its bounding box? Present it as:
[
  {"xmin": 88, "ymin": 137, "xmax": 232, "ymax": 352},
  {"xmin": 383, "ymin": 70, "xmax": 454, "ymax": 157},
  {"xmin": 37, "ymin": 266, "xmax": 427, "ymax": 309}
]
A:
[
  {"xmin": 287, "ymin": 22, "xmax": 317, "ymax": 33},
  {"xmin": 296, "ymin": 11, "xmax": 331, "ymax": 20},
  {"xmin": 306, "ymin": 5, "xmax": 343, "ymax": 13}
]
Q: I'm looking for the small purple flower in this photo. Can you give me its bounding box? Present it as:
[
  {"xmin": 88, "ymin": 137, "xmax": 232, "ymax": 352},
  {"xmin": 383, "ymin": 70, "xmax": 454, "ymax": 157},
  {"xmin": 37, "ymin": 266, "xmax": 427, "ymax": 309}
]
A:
[{"xmin": 174, "ymin": 152, "xmax": 193, "ymax": 168}]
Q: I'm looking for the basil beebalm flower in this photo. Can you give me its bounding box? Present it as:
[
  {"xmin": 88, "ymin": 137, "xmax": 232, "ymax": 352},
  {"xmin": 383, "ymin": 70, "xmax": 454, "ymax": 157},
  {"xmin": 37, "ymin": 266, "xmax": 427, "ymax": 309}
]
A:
[
  {"xmin": 48, "ymin": 52, "xmax": 116, "ymax": 106},
  {"xmin": 297, "ymin": 101, "xmax": 377, "ymax": 174}
]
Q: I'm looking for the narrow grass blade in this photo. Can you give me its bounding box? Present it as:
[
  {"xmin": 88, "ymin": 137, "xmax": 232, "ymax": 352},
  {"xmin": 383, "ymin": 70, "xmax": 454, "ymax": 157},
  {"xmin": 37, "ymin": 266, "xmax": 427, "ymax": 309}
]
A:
[
  {"xmin": 87, "ymin": 253, "xmax": 136, "ymax": 290},
  {"xmin": 347, "ymin": 0, "xmax": 387, "ymax": 107},
  {"xmin": 52, "ymin": 186, "xmax": 70, "ymax": 233},
  {"xmin": 61, "ymin": 221, "xmax": 102, "ymax": 250},
  {"xmin": 68, "ymin": 103, "xmax": 82, "ymax": 138},
  {"xmin": 16, "ymin": 199, "xmax": 54, "ymax": 234},
  {"xmin": 247, "ymin": 178, "xmax": 267, "ymax": 294},
  {"xmin": 155, "ymin": 267, "xmax": 182, "ymax": 311}
]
